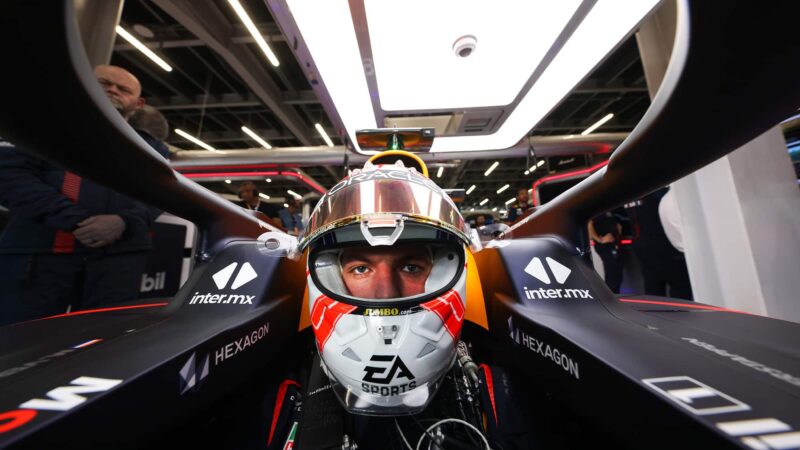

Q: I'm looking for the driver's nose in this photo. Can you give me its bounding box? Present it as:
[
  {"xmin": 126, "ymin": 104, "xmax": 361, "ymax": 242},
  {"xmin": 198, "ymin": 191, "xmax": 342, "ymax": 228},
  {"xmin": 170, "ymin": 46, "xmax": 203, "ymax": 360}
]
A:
[{"xmin": 371, "ymin": 264, "xmax": 400, "ymax": 299}]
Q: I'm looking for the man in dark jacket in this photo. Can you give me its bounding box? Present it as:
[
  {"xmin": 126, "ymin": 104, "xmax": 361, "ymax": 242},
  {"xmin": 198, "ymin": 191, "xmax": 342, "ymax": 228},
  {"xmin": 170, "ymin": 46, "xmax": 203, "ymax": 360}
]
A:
[
  {"xmin": 0, "ymin": 65, "xmax": 168, "ymax": 325},
  {"xmin": 507, "ymin": 188, "xmax": 532, "ymax": 223}
]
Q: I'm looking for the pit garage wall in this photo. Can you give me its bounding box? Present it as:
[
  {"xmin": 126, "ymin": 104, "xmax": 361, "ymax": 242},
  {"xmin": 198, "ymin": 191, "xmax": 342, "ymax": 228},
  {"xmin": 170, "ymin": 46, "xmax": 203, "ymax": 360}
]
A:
[{"xmin": 637, "ymin": 0, "xmax": 800, "ymax": 322}]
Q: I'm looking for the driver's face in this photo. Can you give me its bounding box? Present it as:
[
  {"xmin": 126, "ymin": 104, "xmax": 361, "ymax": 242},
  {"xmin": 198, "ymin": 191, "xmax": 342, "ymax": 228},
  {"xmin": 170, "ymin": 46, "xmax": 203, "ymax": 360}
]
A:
[{"xmin": 340, "ymin": 244, "xmax": 433, "ymax": 299}]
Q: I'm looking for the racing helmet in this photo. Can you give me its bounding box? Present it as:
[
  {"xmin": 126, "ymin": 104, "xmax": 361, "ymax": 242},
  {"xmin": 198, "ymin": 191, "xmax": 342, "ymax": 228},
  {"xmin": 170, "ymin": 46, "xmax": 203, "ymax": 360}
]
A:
[{"xmin": 298, "ymin": 151, "xmax": 471, "ymax": 416}]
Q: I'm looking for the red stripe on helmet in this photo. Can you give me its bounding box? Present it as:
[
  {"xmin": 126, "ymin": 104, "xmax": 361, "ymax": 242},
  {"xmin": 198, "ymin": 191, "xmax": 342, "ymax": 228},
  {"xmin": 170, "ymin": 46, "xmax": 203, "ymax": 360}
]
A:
[
  {"xmin": 310, "ymin": 295, "xmax": 357, "ymax": 351},
  {"xmin": 421, "ymin": 290, "xmax": 465, "ymax": 339}
]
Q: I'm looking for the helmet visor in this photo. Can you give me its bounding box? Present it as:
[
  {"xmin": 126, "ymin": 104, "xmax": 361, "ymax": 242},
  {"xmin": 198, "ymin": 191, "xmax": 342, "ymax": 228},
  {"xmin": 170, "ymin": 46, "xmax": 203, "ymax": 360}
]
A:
[{"xmin": 310, "ymin": 240, "xmax": 464, "ymax": 305}]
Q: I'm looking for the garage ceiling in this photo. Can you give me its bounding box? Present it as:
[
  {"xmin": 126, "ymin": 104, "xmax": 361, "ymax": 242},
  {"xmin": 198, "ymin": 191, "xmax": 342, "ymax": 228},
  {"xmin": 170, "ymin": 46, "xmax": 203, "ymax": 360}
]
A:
[{"xmin": 111, "ymin": 0, "xmax": 652, "ymax": 210}]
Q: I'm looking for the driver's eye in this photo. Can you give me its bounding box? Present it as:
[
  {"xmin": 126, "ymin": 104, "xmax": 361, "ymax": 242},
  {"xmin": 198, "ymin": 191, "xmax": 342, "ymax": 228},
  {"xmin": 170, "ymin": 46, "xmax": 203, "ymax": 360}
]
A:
[
  {"xmin": 401, "ymin": 264, "xmax": 422, "ymax": 274},
  {"xmin": 351, "ymin": 265, "xmax": 370, "ymax": 275}
]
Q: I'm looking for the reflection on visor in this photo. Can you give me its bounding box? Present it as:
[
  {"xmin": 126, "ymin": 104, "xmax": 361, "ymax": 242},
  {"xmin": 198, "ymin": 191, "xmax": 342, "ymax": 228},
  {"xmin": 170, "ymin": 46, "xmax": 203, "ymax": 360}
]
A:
[
  {"xmin": 312, "ymin": 242, "xmax": 462, "ymax": 304},
  {"xmin": 300, "ymin": 168, "xmax": 469, "ymax": 249}
]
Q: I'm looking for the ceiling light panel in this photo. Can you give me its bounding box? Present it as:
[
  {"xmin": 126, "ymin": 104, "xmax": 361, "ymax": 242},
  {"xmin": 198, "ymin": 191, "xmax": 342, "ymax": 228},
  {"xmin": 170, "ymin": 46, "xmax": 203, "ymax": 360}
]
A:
[
  {"xmin": 286, "ymin": 0, "xmax": 658, "ymax": 153},
  {"xmin": 241, "ymin": 126, "xmax": 272, "ymax": 149},
  {"xmin": 228, "ymin": 0, "xmax": 280, "ymax": 66},
  {"xmin": 430, "ymin": 0, "xmax": 660, "ymax": 152},
  {"xmin": 365, "ymin": 0, "xmax": 580, "ymax": 111},
  {"xmin": 315, "ymin": 123, "xmax": 335, "ymax": 147},
  {"xmin": 175, "ymin": 128, "xmax": 217, "ymax": 152},
  {"xmin": 115, "ymin": 26, "xmax": 172, "ymax": 72},
  {"xmin": 286, "ymin": 0, "xmax": 376, "ymax": 152}
]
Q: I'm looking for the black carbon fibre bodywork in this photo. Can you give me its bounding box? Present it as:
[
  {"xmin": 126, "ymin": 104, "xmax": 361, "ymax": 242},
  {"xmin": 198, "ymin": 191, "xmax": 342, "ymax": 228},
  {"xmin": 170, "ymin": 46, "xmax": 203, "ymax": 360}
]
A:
[
  {"xmin": 475, "ymin": 237, "xmax": 800, "ymax": 449},
  {"xmin": 0, "ymin": 241, "xmax": 307, "ymax": 448}
]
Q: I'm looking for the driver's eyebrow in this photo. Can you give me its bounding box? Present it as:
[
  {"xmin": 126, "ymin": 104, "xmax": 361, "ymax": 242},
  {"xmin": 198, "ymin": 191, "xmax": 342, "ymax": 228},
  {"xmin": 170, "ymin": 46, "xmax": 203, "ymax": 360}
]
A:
[
  {"xmin": 395, "ymin": 253, "xmax": 432, "ymax": 267},
  {"xmin": 340, "ymin": 253, "xmax": 369, "ymax": 265}
]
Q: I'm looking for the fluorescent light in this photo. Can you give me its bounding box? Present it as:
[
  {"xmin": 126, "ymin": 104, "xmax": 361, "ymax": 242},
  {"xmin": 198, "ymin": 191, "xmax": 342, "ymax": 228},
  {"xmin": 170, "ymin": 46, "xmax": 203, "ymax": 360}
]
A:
[
  {"xmin": 581, "ymin": 113, "xmax": 614, "ymax": 135},
  {"xmin": 175, "ymin": 128, "xmax": 217, "ymax": 152},
  {"xmin": 259, "ymin": 193, "xmax": 270, "ymax": 200},
  {"xmin": 436, "ymin": 166, "xmax": 444, "ymax": 178},
  {"xmin": 265, "ymin": 178, "xmax": 272, "ymax": 182},
  {"xmin": 315, "ymin": 123, "xmax": 334, "ymax": 147},
  {"xmin": 492, "ymin": 207, "xmax": 498, "ymax": 212},
  {"xmin": 225, "ymin": 179, "xmax": 231, "ymax": 184},
  {"xmin": 283, "ymin": 203, "xmax": 289, "ymax": 208},
  {"xmin": 524, "ymin": 170, "xmax": 530, "ymax": 175},
  {"xmin": 115, "ymin": 26, "xmax": 172, "ymax": 72},
  {"xmin": 466, "ymin": 185, "xmax": 476, "ymax": 195},
  {"xmin": 228, "ymin": 0, "xmax": 280, "ymax": 67},
  {"xmin": 287, "ymin": 189, "xmax": 302, "ymax": 199},
  {"xmin": 479, "ymin": 198, "xmax": 489, "ymax": 206},
  {"xmin": 496, "ymin": 184, "xmax": 509, "ymax": 194},
  {"xmin": 527, "ymin": 159, "xmax": 546, "ymax": 172},
  {"xmin": 241, "ymin": 126, "xmax": 272, "ymax": 149},
  {"xmin": 469, "ymin": 208, "xmax": 475, "ymax": 212},
  {"xmin": 484, "ymin": 161, "xmax": 500, "ymax": 177},
  {"xmin": 505, "ymin": 197, "xmax": 516, "ymax": 205}
]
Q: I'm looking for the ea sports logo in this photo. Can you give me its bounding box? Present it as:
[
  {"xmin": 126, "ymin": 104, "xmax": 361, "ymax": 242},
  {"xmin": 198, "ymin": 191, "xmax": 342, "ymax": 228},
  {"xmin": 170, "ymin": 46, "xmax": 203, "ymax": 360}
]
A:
[
  {"xmin": 362, "ymin": 355, "xmax": 414, "ymax": 385},
  {"xmin": 361, "ymin": 355, "xmax": 417, "ymax": 397}
]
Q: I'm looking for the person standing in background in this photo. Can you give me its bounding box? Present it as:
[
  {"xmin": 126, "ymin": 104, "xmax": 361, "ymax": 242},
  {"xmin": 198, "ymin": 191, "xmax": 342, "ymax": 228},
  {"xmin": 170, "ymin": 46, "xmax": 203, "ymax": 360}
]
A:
[
  {"xmin": 589, "ymin": 210, "xmax": 625, "ymax": 293},
  {"xmin": 279, "ymin": 198, "xmax": 304, "ymax": 236},
  {"xmin": 237, "ymin": 181, "xmax": 282, "ymax": 228},
  {"xmin": 507, "ymin": 188, "xmax": 531, "ymax": 223},
  {"xmin": 626, "ymin": 187, "xmax": 693, "ymax": 300},
  {"xmin": 128, "ymin": 104, "xmax": 171, "ymax": 159},
  {"xmin": 0, "ymin": 65, "xmax": 168, "ymax": 325}
]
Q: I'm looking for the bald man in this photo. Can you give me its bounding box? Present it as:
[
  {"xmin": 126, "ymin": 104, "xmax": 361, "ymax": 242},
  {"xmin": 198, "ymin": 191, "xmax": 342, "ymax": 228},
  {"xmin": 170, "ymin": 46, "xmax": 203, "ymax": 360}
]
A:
[
  {"xmin": 95, "ymin": 65, "xmax": 145, "ymax": 119},
  {"xmin": 0, "ymin": 65, "xmax": 169, "ymax": 325}
]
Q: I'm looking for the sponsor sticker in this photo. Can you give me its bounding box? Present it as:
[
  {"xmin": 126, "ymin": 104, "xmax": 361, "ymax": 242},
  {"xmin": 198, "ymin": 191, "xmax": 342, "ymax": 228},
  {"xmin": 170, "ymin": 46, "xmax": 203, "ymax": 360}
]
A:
[
  {"xmin": 140, "ymin": 271, "xmax": 166, "ymax": 292},
  {"xmin": 522, "ymin": 257, "xmax": 593, "ymax": 299},
  {"xmin": 644, "ymin": 375, "xmax": 800, "ymax": 448},
  {"xmin": 681, "ymin": 337, "xmax": 800, "ymax": 388},
  {"xmin": 326, "ymin": 168, "xmax": 442, "ymax": 197},
  {"xmin": 179, "ymin": 322, "xmax": 270, "ymax": 394},
  {"xmin": 508, "ymin": 317, "xmax": 580, "ymax": 380},
  {"xmin": 642, "ymin": 376, "xmax": 750, "ymax": 415},
  {"xmin": 362, "ymin": 307, "xmax": 401, "ymax": 316},
  {"xmin": 0, "ymin": 339, "xmax": 103, "ymax": 379},
  {"xmin": 189, "ymin": 262, "xmax": 258, "ymax": 306},
  {"xmin": 361, "ymin": 355, "xmax": 417, "ymax": 396},
  {"xmin": 0, "ymin": 376, "xmax": 122, "ymax": 435}
]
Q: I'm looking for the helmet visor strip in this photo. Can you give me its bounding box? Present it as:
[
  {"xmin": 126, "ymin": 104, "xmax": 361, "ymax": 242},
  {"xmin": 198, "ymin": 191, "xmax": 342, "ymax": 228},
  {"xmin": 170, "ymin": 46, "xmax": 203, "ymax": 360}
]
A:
[{"xmin": 300, "ymin": 169, "xmax": 469, "ymax": 250}]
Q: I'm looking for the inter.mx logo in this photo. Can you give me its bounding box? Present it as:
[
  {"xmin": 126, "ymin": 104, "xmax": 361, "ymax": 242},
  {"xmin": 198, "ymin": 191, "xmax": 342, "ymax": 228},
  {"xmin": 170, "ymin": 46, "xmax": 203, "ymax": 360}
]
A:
[
  {"xmin": 189, "ymin": 261, "xmax": 258, "ymax": 305},
  {"xmin": 522, "ymin": 256, "xmax": 592, "ymax": 299},
  {"xmin": 0, "ymin": 377, "xmax": 121, "ymax": 435}
]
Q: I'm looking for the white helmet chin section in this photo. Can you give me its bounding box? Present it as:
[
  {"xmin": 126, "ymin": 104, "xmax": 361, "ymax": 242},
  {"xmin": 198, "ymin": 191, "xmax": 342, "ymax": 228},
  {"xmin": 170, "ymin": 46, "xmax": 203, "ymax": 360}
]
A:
[{"xmin": 308, "ymin": 266, "xmax": 467, "ymax": 416}]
